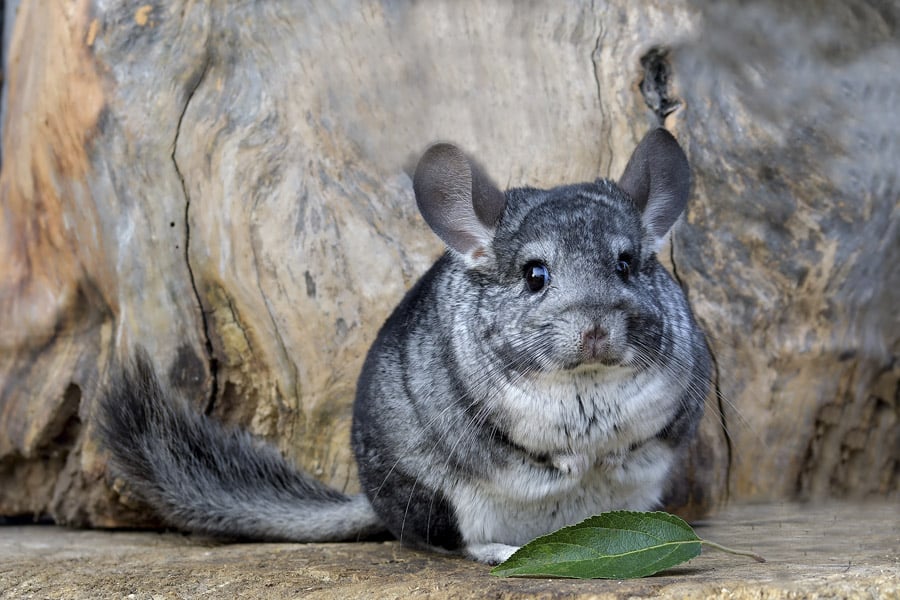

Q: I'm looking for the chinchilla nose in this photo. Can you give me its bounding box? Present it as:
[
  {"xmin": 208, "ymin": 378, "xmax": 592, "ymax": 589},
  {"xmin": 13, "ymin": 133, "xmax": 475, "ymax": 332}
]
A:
[{"xmin": 581, "ymin": 325, "xmax": 609, "ymax": 360}]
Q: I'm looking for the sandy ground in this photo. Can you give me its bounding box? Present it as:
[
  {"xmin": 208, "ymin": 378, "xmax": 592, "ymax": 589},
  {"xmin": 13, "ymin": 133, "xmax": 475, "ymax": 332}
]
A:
[{"xmin": 1, "ymin": 502, "xmax": 898, "ymax": 599}]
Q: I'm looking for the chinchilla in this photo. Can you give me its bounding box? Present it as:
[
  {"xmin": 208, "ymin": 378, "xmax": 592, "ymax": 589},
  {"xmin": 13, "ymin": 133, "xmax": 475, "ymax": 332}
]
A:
[{"xmin": 98, "ymin": 128, "xmax": 712, "ymax": 564}]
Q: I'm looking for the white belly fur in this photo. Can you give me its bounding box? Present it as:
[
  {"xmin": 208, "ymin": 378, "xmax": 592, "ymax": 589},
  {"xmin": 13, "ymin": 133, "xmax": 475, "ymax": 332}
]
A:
[
  {"xmin": 452, "ymin": 366, "xmax": 679, "ymax": 546},
  {"xmin": 451, "ymin": 440, "xmax": 674, "ymax": 546}
]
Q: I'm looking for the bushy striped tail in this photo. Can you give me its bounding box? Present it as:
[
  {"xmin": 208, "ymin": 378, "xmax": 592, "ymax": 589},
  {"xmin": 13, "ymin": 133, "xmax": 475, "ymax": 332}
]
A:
[{"xmin": 96, "ymin": 351, "xmax": 384, "ymax": 542}]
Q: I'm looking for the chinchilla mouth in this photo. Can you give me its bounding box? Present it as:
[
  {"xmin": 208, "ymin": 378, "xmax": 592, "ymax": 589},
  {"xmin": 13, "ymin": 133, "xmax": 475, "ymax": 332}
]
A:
[{"xmin": 561, "ymin": 355, "xmax": 627, "ymax": 372}]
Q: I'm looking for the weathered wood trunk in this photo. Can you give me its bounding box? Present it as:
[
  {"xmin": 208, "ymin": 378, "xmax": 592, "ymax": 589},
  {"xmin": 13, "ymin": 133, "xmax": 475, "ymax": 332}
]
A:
[{"xmin": 0, "ymin": 0, "xmax": 897, "ymax": 528}]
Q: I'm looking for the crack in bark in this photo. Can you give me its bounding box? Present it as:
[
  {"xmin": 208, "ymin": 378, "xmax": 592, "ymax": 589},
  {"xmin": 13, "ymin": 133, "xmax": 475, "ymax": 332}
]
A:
[
  {"xmin": 708, "ymin": 341, "xmax": 734, "ymax": 502},
  {"xmin": 172, "ymin": 51, "xmax": 216, "ymax": 412},
  {"xmin": 590, "ymin": 0, "xmax": 613, "ymax": 176}
]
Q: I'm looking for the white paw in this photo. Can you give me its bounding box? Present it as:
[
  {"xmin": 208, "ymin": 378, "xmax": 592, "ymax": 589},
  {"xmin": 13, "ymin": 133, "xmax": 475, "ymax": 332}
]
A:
[
  {"xmin": 465, "ymin": 542, "xmax": 520, "ymax": 565},
  {"xmin": 551, "ymin": 452, "xmax": 590, "ymax": 477}
]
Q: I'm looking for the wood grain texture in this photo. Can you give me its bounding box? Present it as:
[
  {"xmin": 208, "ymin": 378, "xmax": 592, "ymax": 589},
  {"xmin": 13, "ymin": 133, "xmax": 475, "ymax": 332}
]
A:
[
  {"xmin": 0, "ymin": 0, "xmax": 895, "ymax": 528},
  {"xmin": 672, "ymin": 0, "xmax": 900, "ymax": 501}
]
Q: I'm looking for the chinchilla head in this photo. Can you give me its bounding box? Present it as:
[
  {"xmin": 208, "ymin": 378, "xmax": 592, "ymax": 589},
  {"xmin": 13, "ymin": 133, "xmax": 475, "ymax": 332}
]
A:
[{"xmin": 413, "ymin": 128, "xmax": 694, "ymax": 375}]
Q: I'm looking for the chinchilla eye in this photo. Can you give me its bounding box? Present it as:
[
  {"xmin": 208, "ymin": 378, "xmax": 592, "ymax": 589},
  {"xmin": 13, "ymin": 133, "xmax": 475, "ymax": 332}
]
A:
[
  {"xmin": 615, "ymin": 253, "xmax": 632, "ymax": 281},
  {"xmin": 523, "ymin": 261, "xmax": 550, "ymax": 292}
]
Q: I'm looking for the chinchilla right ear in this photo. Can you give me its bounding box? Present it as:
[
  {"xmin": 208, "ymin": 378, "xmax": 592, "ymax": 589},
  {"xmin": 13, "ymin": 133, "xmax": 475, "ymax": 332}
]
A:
[
  {"xmin": 413, "ymin": 143, "xmax": 507, "ymax": 266},
  {"xmin": 617, "ymin": 128, "xmax": 691, "ymax": 252}
]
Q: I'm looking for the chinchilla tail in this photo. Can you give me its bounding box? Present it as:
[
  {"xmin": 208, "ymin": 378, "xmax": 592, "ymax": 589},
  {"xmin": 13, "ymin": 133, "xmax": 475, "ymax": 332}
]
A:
[{"xmin": 96, "ymin": 350, "xmax": 385, "ymax": 542}]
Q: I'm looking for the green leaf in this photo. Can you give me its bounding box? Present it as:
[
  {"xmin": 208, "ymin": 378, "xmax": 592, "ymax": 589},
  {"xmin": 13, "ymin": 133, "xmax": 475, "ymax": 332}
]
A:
[{"xmin": 490, "ymin": 511, "xmax": 702, "ymax": 579}]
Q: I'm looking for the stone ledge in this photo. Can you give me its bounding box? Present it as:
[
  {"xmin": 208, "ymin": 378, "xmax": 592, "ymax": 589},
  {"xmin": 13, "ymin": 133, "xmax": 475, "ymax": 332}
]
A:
[{"xmin": 1, "ymin": 502, "xmax": 897, "ymax": 599}]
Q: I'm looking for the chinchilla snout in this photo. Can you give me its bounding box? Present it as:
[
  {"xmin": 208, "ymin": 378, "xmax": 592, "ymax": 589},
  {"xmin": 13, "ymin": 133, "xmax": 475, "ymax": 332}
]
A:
[
  {"xmin": 556, "ymin": 303, "xmax": 636, "ymax": 368},
  {"xmin": 581, "ymin": 325, "xmax": 608, "ymax": 361},
  {"xmin": 579, "ymin": 324, "xmax": 626, "ymax": 366}
]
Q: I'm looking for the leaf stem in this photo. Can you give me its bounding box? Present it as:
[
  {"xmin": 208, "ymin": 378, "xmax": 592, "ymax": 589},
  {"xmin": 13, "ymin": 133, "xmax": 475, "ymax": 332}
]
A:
[{"xmin": 701, "ymin": 539, "xmax": 766, "ymax": 563}]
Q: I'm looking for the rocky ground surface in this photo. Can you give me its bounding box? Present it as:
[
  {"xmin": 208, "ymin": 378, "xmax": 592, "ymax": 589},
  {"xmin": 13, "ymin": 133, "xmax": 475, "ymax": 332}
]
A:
[{"xmin": 1, "ymin": 502, "xmax": 898, "ymax": 599}]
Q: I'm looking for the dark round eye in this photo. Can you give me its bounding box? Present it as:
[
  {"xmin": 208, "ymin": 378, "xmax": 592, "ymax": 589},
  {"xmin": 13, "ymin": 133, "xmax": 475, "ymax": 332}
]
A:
[
  {"xmin": 615, "ymin": 255, "xmax": 632, "ymax": 280},
  {"xmin": 523, "ymin": 261, "xmax": 550, "ymax": 292}
]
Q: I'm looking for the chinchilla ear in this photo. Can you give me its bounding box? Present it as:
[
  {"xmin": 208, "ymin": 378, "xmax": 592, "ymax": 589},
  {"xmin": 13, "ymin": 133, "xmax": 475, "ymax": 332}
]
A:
[
  {"xmin": 617, "ymin": 128, "xmax": 691, "ymax": 250},
  {"xmin": 413, "ymin": 143, "xmax": 506, "ymax": 264}
]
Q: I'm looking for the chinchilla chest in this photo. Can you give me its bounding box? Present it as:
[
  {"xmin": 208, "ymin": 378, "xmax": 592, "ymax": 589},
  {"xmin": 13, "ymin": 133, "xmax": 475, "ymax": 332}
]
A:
[{"xmin": 448, "ymin": 368, "xmax": 682, "ymax": 546}]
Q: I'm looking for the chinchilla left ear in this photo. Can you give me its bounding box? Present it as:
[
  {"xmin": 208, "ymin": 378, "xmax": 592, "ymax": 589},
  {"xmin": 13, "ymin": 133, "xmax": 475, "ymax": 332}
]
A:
[
  {"xmin": 618, "ymin": 128, "xmax": 691, "ymax": 250},
  {"xmin": 413, "ymin": 143, "xmax": 507, "ymax": 265}
]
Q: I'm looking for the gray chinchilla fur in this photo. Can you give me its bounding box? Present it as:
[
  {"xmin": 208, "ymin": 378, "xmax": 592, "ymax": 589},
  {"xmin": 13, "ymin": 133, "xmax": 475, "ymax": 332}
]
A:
[{"xmin": 98, "ymin": 128, "xmax": 712, "ymax": 565}]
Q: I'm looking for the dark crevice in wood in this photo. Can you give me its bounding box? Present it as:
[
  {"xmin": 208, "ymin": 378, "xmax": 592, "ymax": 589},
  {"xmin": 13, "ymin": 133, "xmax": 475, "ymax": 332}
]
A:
[{"xmin": 640, "ymin": 47, "xmax": 681, "ymax": 125}]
